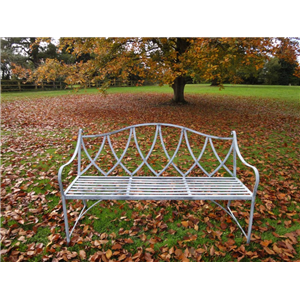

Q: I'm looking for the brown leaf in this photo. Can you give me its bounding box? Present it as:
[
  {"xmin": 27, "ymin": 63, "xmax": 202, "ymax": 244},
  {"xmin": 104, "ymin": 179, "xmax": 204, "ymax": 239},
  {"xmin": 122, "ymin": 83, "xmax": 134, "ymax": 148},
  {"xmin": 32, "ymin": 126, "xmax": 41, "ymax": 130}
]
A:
[
  {"xmin": 196, "ymin": 248, "xmax": 206, "ymax": 254},
  {"xmin": 169, "ymin": 247, "xmax": 174, "ymax": 255},
  {"xmin": 112, "ymin": 243, "xmax": 122, "ymax": 250},
  {"xmin": 263, "ymin": 247, "xmax": 275, "ymax": 255},
  {"xmin": 144, "ymin": 252, "xmax": 153, "ymax": 262},
  {"xmin": 82, "ymin": 225, "xmax": 89, "ymax": 234},
  {"xmin": 26, "ymin": 250, "xmax": 35, "ymax": 256},
  {"xmin": 124, "ymin": 238, "xmax": 134, "ymax": 244},
  {"xmin": 79, "ymin": 250, "xmax": 86, "ymax": 260},
  {"xmin": 94, "ymin": 240, "xmax": 101, "ymax": 247},
  {"xmin": 175, "ymin": 249, "xmax": 182, "ymax": 257},
  {"xmin": 181, "ymin": 221, "xmax": 189, "ymax": 228},
  {"xmin": 220, "ymin": 223, "xmax": 227, "ymax": 229},
  {"xmin": 118, "ymin": 254, "xmax": 126, "ymax": 261},
  {"xmin": 260, "ymin": 240, "xmax": 272, "ymax": 247},
  {"xmin": 181, "ymin": 255, "xmax": 189, "ymax": 262},
  {"xmin": 106, "ymin": 249, "xmax": 112, "ymax": 259},
  {"xmin": 284, "ymin": 232, "xmax": 297, "ymax": 243},
  {"xmin": 226, "ymin": 239, "xmax": 235, "ymax": 246},
  {"xmin": 140, "ymin": 233, "xmax": 147, "ymax": 241},
  {"xmin": 146, "ymin": 247, "xmax": 155, "ymax": 253},
  {"xmin": 277, "ymin": 193, "xmax": 286, "ymax": 200},
  {"xmin": 273, "ymin": 244, "xmax": 283, "ymax": 254}
]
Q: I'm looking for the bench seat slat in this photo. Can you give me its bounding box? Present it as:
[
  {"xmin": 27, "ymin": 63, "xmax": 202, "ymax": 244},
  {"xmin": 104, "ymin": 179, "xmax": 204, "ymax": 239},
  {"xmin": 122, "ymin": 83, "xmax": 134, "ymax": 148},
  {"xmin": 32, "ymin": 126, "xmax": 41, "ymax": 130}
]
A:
[
  {"xmin": 65, "ymin": 176, "xmax": 252, "ymax": 200},
  {"xmin": 72, "ymin": 185, "xmax": 247, "ymax": 190}
]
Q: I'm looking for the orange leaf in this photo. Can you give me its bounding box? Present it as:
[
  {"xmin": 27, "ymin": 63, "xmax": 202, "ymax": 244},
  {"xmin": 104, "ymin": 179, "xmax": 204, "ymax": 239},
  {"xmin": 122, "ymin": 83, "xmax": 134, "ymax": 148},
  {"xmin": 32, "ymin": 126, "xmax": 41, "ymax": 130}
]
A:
[
  {"xmin": 260, "ymin": 240, "xmax": 272, "ymax": 247},
  {"xmin": 181, "ymin": 255, "xmax": 189, "ymax": 262},
  {"xmin": 181, "ymin": 221, "xmax": 189, "ymax": 228},
  {"xmin": 106, "ymin": 249, "xmax": 112, "ymax": 259}
]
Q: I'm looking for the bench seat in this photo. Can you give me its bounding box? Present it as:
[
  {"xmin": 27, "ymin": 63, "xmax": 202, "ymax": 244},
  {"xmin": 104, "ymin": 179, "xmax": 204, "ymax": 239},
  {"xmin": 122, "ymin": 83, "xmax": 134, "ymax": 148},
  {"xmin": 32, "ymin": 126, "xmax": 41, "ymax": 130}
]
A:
[{"xmin": 65, "ymin": 176, "xmax": 253, "ymax": 200}]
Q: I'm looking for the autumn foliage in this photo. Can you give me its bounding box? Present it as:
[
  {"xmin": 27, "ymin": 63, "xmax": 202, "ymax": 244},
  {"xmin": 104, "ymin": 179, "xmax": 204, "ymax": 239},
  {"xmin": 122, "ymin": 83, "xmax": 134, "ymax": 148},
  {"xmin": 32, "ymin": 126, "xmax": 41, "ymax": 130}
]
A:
[{"xmin": 12, "ymin": 38, "xmax": 300, "ymax": 103}]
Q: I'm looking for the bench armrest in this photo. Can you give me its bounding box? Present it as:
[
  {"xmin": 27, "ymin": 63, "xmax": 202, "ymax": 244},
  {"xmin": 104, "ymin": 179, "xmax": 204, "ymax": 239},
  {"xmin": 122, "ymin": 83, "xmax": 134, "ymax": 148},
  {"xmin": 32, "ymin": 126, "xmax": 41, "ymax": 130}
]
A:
[
  {"xmin": 232, "ymin": 131, "xmax": 260, "ymax": 197},
  {"xmin": 58, "ymin": 129, "xmax": 82, "ymax": 196}
]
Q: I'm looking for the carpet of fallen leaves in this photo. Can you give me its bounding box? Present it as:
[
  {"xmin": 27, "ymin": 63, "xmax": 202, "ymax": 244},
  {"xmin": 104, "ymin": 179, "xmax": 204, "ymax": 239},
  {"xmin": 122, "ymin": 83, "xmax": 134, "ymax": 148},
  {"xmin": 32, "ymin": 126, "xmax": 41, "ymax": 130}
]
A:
[{"xmin": 1, "ymin": 92, "xmax": 300, "ymax": 262}]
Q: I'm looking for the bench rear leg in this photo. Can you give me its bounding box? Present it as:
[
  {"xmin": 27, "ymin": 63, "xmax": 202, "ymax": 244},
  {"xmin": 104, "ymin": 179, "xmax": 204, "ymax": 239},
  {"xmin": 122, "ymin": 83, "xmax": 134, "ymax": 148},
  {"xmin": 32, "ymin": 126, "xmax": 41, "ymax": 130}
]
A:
[{"xmin": 61, "ymin": 195, "xmax": 70, "ymax": 245}]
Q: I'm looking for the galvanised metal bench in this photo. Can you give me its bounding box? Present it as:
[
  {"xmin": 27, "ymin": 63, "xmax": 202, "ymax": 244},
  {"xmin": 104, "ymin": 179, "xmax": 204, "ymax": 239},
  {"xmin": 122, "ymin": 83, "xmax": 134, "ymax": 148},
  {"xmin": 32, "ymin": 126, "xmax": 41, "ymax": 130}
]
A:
[{"xmin": 58, "ymin": 123, "xmax": 259, "ymax": 245}]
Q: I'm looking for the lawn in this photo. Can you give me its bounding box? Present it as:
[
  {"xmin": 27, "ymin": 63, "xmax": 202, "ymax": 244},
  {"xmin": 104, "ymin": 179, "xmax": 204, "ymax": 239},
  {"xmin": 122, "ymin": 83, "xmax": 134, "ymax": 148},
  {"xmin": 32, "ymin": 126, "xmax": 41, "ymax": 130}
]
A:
[
  {"xmin": 2, "ymin": 83, "xmax": 300, "ymax": 102},
  {"xmin": 1, "ymin": 85, "xmax": 300, "ymax": 261}
]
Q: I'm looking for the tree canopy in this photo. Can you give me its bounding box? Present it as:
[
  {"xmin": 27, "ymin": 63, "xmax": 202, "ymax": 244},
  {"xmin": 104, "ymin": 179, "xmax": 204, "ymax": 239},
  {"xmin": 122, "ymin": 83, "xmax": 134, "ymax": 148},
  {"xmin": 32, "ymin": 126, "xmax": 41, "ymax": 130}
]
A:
[
  {"xmin": 10, "ymin": 37, "xmax": 300, "ymax": 103},
  {"xmin": 1, "ymin": 37, "xmax": 59, "ymax": 79}
]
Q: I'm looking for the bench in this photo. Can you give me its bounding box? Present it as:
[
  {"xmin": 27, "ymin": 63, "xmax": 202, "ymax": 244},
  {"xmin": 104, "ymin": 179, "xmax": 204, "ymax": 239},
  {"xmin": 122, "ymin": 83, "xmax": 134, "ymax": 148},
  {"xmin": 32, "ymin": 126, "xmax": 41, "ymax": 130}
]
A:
[{"xmin": 58, "ymin": 123, "xmax": 259, "ymax": 245}]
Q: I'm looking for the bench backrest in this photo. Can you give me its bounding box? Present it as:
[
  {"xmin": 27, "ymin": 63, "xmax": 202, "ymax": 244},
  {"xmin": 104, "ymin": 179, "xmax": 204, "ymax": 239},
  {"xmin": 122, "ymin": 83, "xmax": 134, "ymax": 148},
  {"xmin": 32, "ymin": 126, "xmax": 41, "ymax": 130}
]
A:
[{"xmin": 76, "ymin": 123, "xmax": 237, "ymax": 177}]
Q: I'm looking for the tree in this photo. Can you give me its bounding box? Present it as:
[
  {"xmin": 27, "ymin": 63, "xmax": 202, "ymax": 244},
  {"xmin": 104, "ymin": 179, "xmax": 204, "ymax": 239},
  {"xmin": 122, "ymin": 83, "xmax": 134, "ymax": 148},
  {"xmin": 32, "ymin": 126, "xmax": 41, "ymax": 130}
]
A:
[
  {"xmin": 1, "ymin": 38, "xmax": 29, "ymax": 79},
  {"xmin": 259, "ymin": 57, "xmax": 281, "ymax": 85},
  {"xmin": 258, "ymin": 56, "xmax": 300, "ymax": 85},
  {"xmin": 13, "ymin": 37, "xmax": 300, "ymax": 103},
  {"xmin": 278, "ymin": 58, "xmax": 300, "ymax": 85},
  {"xmin": 1, "ymin": 37, "xmax": 59, "ymax": 80}
]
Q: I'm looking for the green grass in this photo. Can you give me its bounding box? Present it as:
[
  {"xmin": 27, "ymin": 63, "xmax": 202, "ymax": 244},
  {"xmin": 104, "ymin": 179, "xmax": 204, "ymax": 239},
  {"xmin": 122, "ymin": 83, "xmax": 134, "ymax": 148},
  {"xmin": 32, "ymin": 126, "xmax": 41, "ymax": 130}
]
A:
[{"xmin": 1, "ymin": 84, "xmax": 299, "ymax": 102}]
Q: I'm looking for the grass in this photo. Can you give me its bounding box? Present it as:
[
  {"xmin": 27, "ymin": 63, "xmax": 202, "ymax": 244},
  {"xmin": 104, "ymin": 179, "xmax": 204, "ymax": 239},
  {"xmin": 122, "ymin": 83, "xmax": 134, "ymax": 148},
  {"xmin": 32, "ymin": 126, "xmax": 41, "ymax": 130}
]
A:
[{"xmin": 1, "ymin": 84, "xmax": 299, "ymax": 102}]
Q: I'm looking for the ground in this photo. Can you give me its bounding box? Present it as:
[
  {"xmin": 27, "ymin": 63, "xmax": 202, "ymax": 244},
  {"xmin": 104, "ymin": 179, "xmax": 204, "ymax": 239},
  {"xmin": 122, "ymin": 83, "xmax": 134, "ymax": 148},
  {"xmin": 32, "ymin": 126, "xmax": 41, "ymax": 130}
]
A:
[{"xmin": 1, "ymin": 88, "xmax": 300, "ymax": 261}]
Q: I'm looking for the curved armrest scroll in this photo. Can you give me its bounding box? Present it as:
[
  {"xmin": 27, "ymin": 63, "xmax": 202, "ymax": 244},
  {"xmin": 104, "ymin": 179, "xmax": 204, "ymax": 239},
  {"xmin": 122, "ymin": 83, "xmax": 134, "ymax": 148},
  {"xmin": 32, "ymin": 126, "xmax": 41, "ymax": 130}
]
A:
[
  {"xmin": 58, "ymin": 129, "xmax": 82, "ymax": 196},
  {"xmin": 232, "ymin": 131, "xmax": 260, "ymax": 197}
]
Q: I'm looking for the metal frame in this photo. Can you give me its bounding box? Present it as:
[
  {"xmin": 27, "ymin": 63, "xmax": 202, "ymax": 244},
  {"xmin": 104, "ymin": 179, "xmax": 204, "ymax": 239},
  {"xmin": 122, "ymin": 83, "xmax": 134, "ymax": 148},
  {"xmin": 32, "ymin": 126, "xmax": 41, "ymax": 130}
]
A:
[{"xmin": 58, "ymin": 123, "xmax": 259, "ymax": 245}]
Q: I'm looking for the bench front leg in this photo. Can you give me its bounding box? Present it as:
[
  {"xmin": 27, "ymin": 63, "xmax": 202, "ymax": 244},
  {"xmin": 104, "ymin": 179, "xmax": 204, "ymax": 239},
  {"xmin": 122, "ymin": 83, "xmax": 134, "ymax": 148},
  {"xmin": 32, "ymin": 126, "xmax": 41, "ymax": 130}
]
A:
[
  {"xmin": 61, "ymin": 195, "xmax": 70, "ymax": 245},
  {"xmin": 246, "ymin": 196, "xmax": 256, "ymax": 244},
  {"xmin": 58, "ymin": 129, "xmax": 83, "ymax": 245},
  {"xmin": 232, "ymin": 131, "xmax": 259, "ymax": 244}
]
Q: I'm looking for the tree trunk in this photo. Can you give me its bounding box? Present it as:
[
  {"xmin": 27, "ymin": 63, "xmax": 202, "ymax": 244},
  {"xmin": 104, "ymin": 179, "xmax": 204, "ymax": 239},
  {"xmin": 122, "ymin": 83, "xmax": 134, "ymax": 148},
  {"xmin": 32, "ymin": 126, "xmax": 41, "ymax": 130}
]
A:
[
  {"xmin": 210, "ymin": 78, "xmax": 220, "ymax": 86},
  {"xmin": 171, "ymin": 76, "xmax": 188, "ymax": 104},
  {"xmin": 29, "ymin": 38, "xmax": 40, "ymax": 68}
]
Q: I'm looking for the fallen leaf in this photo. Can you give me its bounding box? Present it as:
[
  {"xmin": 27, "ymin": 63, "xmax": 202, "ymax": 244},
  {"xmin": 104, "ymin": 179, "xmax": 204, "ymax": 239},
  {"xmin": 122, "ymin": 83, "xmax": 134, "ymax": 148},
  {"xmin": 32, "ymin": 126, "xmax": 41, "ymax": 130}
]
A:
[
  {"xmin": 181, "ymin": 221, "xmax": 189, "ymax": 228},
  {"xmin": 106, "ymin": 249, "xmax": 112, "ymax": 259},
  {"xmin": 260, "ymin": 240, "xmax": 272, "ymax": 247},
  {"xmin": 181, "ymin": 255, "xmax": 189, "ymax": 262},
  {"xmin": 79, "ymin": 250, "xmax": 86, "ymax": 260},
  {"xmin": 175, "ymin": 249, "xmax": 182, "ymax": 257},
  {"xmin": 112, "ymin": 243, "xmax": 122, "ymax": 250},
  {"xmin": 83, "ymin": 225, "xmax": 89, "ymax": 234},
  {"xmin": 118, "ymin": 254, "xmax": 127, "ymax": 261},
  {"xmin": 263, "ymin": 247, "xmax": 275, "ymax": 255}
]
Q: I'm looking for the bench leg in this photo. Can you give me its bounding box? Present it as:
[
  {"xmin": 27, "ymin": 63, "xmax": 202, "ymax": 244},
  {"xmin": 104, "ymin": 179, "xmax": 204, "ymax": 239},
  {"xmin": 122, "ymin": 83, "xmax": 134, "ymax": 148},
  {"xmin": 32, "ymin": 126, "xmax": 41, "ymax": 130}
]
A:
[
  {"xmin": 227, "ymin": 198, "xmax": 255, "ymax": 244},
  {"xmin": 82, "ymin": 200, "xmax": 87, "ymax": 208},
  {"xmin": 227, "ymin": 200, "xmax": 231, "ymax": 210},
  {"xmin": 61, "ymin": 195, "xmax": 70, "ymax": 245},
  {"xmin": 246, "ymin": 198, "xmax": 256, "ymax": 244}
]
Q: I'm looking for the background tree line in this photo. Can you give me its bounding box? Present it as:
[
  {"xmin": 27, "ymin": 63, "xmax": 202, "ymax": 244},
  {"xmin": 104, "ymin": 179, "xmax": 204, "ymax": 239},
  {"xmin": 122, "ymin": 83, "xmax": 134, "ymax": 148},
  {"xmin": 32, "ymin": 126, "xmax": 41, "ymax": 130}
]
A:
[
  {"xmin": 182, "ymin": 56, "xmax": 300, "ymax": 86},
  {"xmin": 1, "ymin": 37, "xmax": 75, "ymax": 81},
  {"xmin": 0, "ymin": 37, "xmax": 300, "ymax": 85}
]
